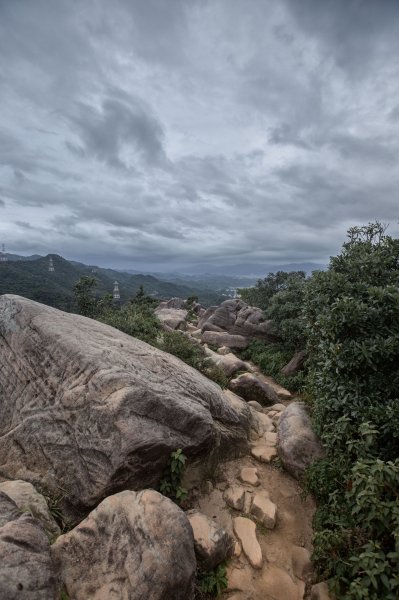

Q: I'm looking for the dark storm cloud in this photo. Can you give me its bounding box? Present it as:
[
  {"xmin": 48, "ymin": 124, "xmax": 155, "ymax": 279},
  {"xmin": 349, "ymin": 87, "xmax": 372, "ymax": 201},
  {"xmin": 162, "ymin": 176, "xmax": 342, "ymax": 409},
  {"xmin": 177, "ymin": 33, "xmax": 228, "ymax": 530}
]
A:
[
  {"xmin": 0, "ymin": 0, "xmax": 398, "ymax": 269},
  {"xmin": 66, "ymin": 94, "xmax": 167, "ymax": 170}
]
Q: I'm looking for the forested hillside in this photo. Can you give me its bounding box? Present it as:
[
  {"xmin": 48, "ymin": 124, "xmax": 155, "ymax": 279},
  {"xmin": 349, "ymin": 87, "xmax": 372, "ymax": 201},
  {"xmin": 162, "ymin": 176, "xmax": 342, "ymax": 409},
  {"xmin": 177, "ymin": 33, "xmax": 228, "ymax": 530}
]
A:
[{"xmin": 0, "ymin": 254, "xmax": 224, "ymax": 310}]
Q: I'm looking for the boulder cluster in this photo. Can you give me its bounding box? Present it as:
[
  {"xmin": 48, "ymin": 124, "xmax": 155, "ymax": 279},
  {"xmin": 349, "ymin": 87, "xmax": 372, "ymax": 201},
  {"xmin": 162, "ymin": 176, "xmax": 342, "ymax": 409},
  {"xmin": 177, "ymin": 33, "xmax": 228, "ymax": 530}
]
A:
[{"xmin": 0, "ymin": 294, "xmax": 327, "ymax": 600}]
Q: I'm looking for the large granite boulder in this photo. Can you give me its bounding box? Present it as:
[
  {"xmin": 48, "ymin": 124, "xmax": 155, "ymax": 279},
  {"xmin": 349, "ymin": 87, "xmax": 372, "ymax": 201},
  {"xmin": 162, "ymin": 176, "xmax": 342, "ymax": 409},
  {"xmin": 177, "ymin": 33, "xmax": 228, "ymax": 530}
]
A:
[
  {"xmin": 277, "ymin": 402, "xmax": 324, "ymax": 479},
  {"xmin": 199, "ymin": 299, "xmax": 278, "ymax": 343},
  {"xmin": 0, "ymin": 492, "xmax": 57, "ymax": 600},
  {"xmin": 52, "ymin": 490, "xmax": 196, "ymax": 600},
  {"xmin": 202, "ymin": 330, "xmax": 249, "ymax": 349},
  {"xmin": 0, "ymin": 295, "xmax": 251, "ymax": 516}
]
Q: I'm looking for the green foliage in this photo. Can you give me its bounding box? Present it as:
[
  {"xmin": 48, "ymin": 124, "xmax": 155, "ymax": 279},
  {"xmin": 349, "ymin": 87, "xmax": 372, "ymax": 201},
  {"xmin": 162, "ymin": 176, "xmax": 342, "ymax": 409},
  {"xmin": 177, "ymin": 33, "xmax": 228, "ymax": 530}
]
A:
[
  {"xmin": 160, "ymin": 331, "xmax": 206, "ymax": 369},
  {"xmin": 303, "ymin": 222, "xmax": 399, "ymax": 599},
  {"xmin": 198, "ymin": 562, "xmax": 228, "ymax": 597},
  {"xmin": 240, "ymin": 341, "xmax": 306, "ymax": 392},
  {"xmin": 159, "ymin": 449, "xmax": 188, "ymax": 504},
  {"xmin": 74, "ymin": 276, "xmax": 98, "ymax": 317},
  {"xmin": 240, "ymin": 270, "xmax": 306, "ymax": 312},
  {"xmin": 264, "ymin": 272, "xmax": 308, "ymax": 352},
  {"xmin": 159, "ymin": 331, "xmax": 229, "ymax": 387},
  {"xmin": 99, "ymin": 301, "xmax": 162, "ymax": 345}
]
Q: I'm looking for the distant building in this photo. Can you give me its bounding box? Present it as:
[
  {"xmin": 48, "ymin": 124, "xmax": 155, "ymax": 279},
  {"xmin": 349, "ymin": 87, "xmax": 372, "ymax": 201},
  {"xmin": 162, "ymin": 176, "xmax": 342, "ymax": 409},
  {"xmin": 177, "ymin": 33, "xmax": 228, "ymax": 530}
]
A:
[
  {"xmin": 113, "ymin": 281, "xmax": 120, "ymax": 300},
  {"xmin": 0, "ymin": 243, "xmax": 8, "ymax": 262},
  {"xmin": 48, "ymin": 257, "xmax": 55, "ymax": 272}
]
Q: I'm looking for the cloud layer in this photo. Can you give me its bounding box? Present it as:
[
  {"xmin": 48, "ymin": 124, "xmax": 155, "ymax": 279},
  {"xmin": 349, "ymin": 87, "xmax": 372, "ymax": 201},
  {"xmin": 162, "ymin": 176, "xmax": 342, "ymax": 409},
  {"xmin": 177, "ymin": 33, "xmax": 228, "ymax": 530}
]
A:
[{"xmin": 1, "ymin": 0, "xmax": 398, "ymax": 270}]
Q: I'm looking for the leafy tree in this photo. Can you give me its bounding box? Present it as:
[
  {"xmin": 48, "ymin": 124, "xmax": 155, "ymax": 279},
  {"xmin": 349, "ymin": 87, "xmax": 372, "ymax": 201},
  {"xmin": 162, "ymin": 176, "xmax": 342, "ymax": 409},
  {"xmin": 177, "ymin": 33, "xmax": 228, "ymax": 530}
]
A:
[
  {"xmin": 240, "ymin": 270, "xmax": 306, "ymax": 310},
  {"xmin": 73, "ymin": 276, "xmax": 98, "ymax": 317},
  {"xmin": 304, "ymin": 222, "xmax": 399, "ymax": 599}
]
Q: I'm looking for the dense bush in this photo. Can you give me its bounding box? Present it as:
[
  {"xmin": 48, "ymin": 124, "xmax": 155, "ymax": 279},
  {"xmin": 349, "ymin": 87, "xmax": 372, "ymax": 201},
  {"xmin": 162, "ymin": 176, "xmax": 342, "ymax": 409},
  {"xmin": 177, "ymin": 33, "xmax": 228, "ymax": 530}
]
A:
[
  {"xmin": 304, "ymin": 223, "xmax": 399, "ymax": 599},
  {"xmin": 239, "ymin": 271, "xmax": 309, "ymax": 388},
  {"xmin": 240, "ymin": 340, "xmax": 306, "ymax": 392}
]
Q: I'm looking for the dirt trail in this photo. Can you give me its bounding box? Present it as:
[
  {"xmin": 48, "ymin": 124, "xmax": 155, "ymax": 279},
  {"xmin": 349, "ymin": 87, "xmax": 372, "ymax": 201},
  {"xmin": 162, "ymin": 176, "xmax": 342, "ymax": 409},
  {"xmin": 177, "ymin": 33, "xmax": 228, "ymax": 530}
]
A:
[{"xmin": 188, "ymin": 342, "xmax": 315, "ymax": 599}]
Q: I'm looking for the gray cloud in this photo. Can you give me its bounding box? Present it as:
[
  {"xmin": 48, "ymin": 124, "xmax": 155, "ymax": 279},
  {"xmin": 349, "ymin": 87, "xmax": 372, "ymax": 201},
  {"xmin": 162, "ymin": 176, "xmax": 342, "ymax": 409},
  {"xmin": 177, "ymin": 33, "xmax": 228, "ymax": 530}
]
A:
[{"xmin": 0, "ymin": 0, "xmax": 398, "ymax": 270}]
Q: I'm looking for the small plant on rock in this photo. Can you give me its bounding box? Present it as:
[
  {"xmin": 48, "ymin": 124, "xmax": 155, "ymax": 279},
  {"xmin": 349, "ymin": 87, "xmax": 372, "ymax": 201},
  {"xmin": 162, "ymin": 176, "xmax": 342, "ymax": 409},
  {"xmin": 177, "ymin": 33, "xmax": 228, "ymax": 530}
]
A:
[
  {"xmin": 159, "ymin": 448, "xmax": 188, "ymax": 505},
  {"xmin": 198, "ymin": 562, "xmax": 228, "ymax": 597}
]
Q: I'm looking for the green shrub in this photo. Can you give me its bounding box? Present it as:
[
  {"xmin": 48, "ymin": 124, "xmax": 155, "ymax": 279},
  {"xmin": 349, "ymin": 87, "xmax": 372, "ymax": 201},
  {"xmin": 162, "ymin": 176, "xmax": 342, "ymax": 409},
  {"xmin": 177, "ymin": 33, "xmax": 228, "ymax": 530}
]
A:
[
  {"xmin": 198, "ymin": 562, "xmax": 228, "ymax": 597},
  {"xmin": 303, "ymin": 222, "xmax": 399, "ymax": 599},
  {"xmin": 159, "ymin": 449, "xmax": 188, "ymax": 504},
  {"xmin": 99, "ymin": 302, "xmax": 162, "ymax": 345},
  {"xmin": 240, "ymin": 341, "xmax": 306, "ymax": 392},
  {"xmin": 160, "ymin": 331, "xmax": 206, "ymax": 370}
]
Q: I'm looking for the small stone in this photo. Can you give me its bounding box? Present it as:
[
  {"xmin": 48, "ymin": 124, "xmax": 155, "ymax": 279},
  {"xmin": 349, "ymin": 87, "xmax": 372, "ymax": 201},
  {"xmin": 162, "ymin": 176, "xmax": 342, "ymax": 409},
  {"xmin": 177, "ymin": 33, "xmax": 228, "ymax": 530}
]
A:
[
  {"xmin": 311, "ymin": 581, "xmax": 333, "ymax": 600},
  {"xmin": 239, "ymin": 467, "xmax": 259, "ymax": 486},
  {"xmin": 226, "ymin": 564, "xmax": 253, "ymax": 593},
  {"xmin": 187, "ymin": 510, "xmax": 234, "ymax": 570},
  {"xmin": 224, "ymin": 486, "xmax": 245, "ymax": 511},
  {"xmin": 243, "ymin": 491, "xmax": 253, "ymax": 514},
  {"xmin": 217, "ymin": 346, "xmax": 231, "ymax": 355},
  {"xmin": 0, "ymin": 480, "xmax": 60, "ymax": 539},
  {"xmin": 257, "ymin": 413, "xmax": 275, "ymax": 432},
  {"xmin": 291, "ymin": 545, "xmax": 312, "ymax": 580},
  {"xmin": 268, "ymin": 403, "xmax": 286, "ymax": 412},
  {"xmin": 248, "ymin": 400, "xmax": 264, "ymax": 412},
  {"xmin": 263, "ymin": 431, "xmax": 278, "ymax": 446},
  {"xmin": 260, "ymin": 565, "xmax": 301, "ymax": 600},
  {"xmin": 203, "ymin": 480, "xmax": 214, "ymax": 494},
  {"xmin": 233, "ymin": 517, "xmax": 263, "ymax": 569},
  {"xmin": 250, "ymin": 493, "xmax": 277, "ymax": 529},
  {"xmin": 233, "ymin": 541, "xmax": 242, "ymax": 557},
  {"xmin": 251, "ymin": 446, "xmax": 277, "ymax": 463}
]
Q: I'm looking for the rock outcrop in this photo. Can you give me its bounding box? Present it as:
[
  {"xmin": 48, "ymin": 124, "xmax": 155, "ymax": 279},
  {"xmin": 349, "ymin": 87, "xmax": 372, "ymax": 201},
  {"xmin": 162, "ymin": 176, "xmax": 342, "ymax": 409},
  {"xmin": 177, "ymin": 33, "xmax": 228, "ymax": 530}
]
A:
[
  {"xmin": 0, "ymin": 480, "xmax": 60, "ymax": 539},
  {"xmin": 154, "ymin": 305, "xmax": 188, "ymax": 330},
  {"xmin": 281, "ymin": 350, "xmax": 306, "ymax": 377},
  {"xmin": 0, "ymin": 492, "xmax": 57, "ymax": 600},
  {"xmin": 52, "ymin": 490, "xmax": 196, "ymax": 600},
  {"xmin": 0, "ymin": 295, "xmax": 252, "ymax": 515},
  {"xmin": 277, "ymin": 402, "xmax": 324, "ymax": 479},
  {"xmin": 199, "ymin": 299, "xmax": 278, "ymax": 343},
  {"xmin": 228, "ymin": 372, "xmax": 279, "ymax": 405}
]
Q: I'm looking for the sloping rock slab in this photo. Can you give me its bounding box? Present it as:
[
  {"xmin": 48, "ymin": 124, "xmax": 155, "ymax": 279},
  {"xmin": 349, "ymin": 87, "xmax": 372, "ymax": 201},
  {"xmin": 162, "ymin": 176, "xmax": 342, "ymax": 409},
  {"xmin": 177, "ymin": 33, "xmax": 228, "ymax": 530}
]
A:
[
  {"xmin": 277, "ymin": 402, "xmax": 324, "ymax": 479},
  {"xmin": 52, "ymin": 490, "xmax": 196, "ymax": 600},
  {"xmin": 0, "ymin": 491, "xmax": 57, "ymax": 600},
  {"xmin": 0, "ymin": 295, "xmax": 251, "ymax": 514},
  {"xmin": 281, "ymin": 351, "xmax": 306, "ymax": 377}
]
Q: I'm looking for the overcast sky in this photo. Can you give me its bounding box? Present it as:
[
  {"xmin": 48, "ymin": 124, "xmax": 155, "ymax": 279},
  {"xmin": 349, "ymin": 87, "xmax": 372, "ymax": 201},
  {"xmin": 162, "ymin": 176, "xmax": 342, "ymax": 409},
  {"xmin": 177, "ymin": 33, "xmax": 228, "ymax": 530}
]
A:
[{"xmin": 1, "ymin": 0, "xmax": 398, "ymax": 271}]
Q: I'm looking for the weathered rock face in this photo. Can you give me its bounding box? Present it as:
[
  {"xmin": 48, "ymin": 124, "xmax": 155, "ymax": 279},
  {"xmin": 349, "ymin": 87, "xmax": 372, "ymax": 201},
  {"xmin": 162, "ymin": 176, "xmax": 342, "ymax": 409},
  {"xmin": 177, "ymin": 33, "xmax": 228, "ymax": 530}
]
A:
[
  {"xmin": 0, "ymin": 492, "xmax": 57, "ymax": 600},
  {"xmin": 277, "ymin": 402, "xmax": 324, "ymax": 479},
  {"xmin": 186, "ymin": 510, "xmax": 234, "ymax": 570},
  {"xmin": 52, "ymin": 490, "xmax": 196, "ymax": 600},
  {"xmin": 199, "ymin": 299, "xmax": 278, "ymax": 343},
  {"xmin": 228, "ymin": 372, "xmax": 279, "ymax": 406},
  {"xmin": 0, "ymin": 480, "xmax": 60, "ymax": 539},
  {"xmin": 0, "ymin": 295, "xmax": 251, "ymax": 515}
]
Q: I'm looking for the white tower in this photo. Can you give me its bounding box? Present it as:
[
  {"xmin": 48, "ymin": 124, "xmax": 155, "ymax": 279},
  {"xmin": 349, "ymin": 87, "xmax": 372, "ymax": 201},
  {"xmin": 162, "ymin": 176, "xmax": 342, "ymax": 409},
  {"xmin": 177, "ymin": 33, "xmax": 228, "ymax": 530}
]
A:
[
  {"xmin": 48, "ymin": 257, "xmax": 55, "ymax": 272},
  {"xmin": 113, "ymin": 281, "xmax": 120, "ymax": 300},
  {"xmin": 0, "ymin": 243, "xmax": 8, "ymax": 262}
]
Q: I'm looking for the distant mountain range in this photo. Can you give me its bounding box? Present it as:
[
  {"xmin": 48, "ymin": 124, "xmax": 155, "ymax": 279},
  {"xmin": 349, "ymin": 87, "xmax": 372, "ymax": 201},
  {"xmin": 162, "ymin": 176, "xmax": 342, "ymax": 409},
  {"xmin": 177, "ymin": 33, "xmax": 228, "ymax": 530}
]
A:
[{"xmin": 0, "ymin": 254, "xmax": 227, "ymax": 311}]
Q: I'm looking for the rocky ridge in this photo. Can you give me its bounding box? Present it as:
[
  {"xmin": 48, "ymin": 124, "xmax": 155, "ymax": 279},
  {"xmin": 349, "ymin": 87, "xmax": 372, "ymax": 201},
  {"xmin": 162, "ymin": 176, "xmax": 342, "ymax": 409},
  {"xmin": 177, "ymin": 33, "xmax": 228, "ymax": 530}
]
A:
[{"xmin": 0, "ymin": 294, "xmax": 328, "ymax": 600}]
